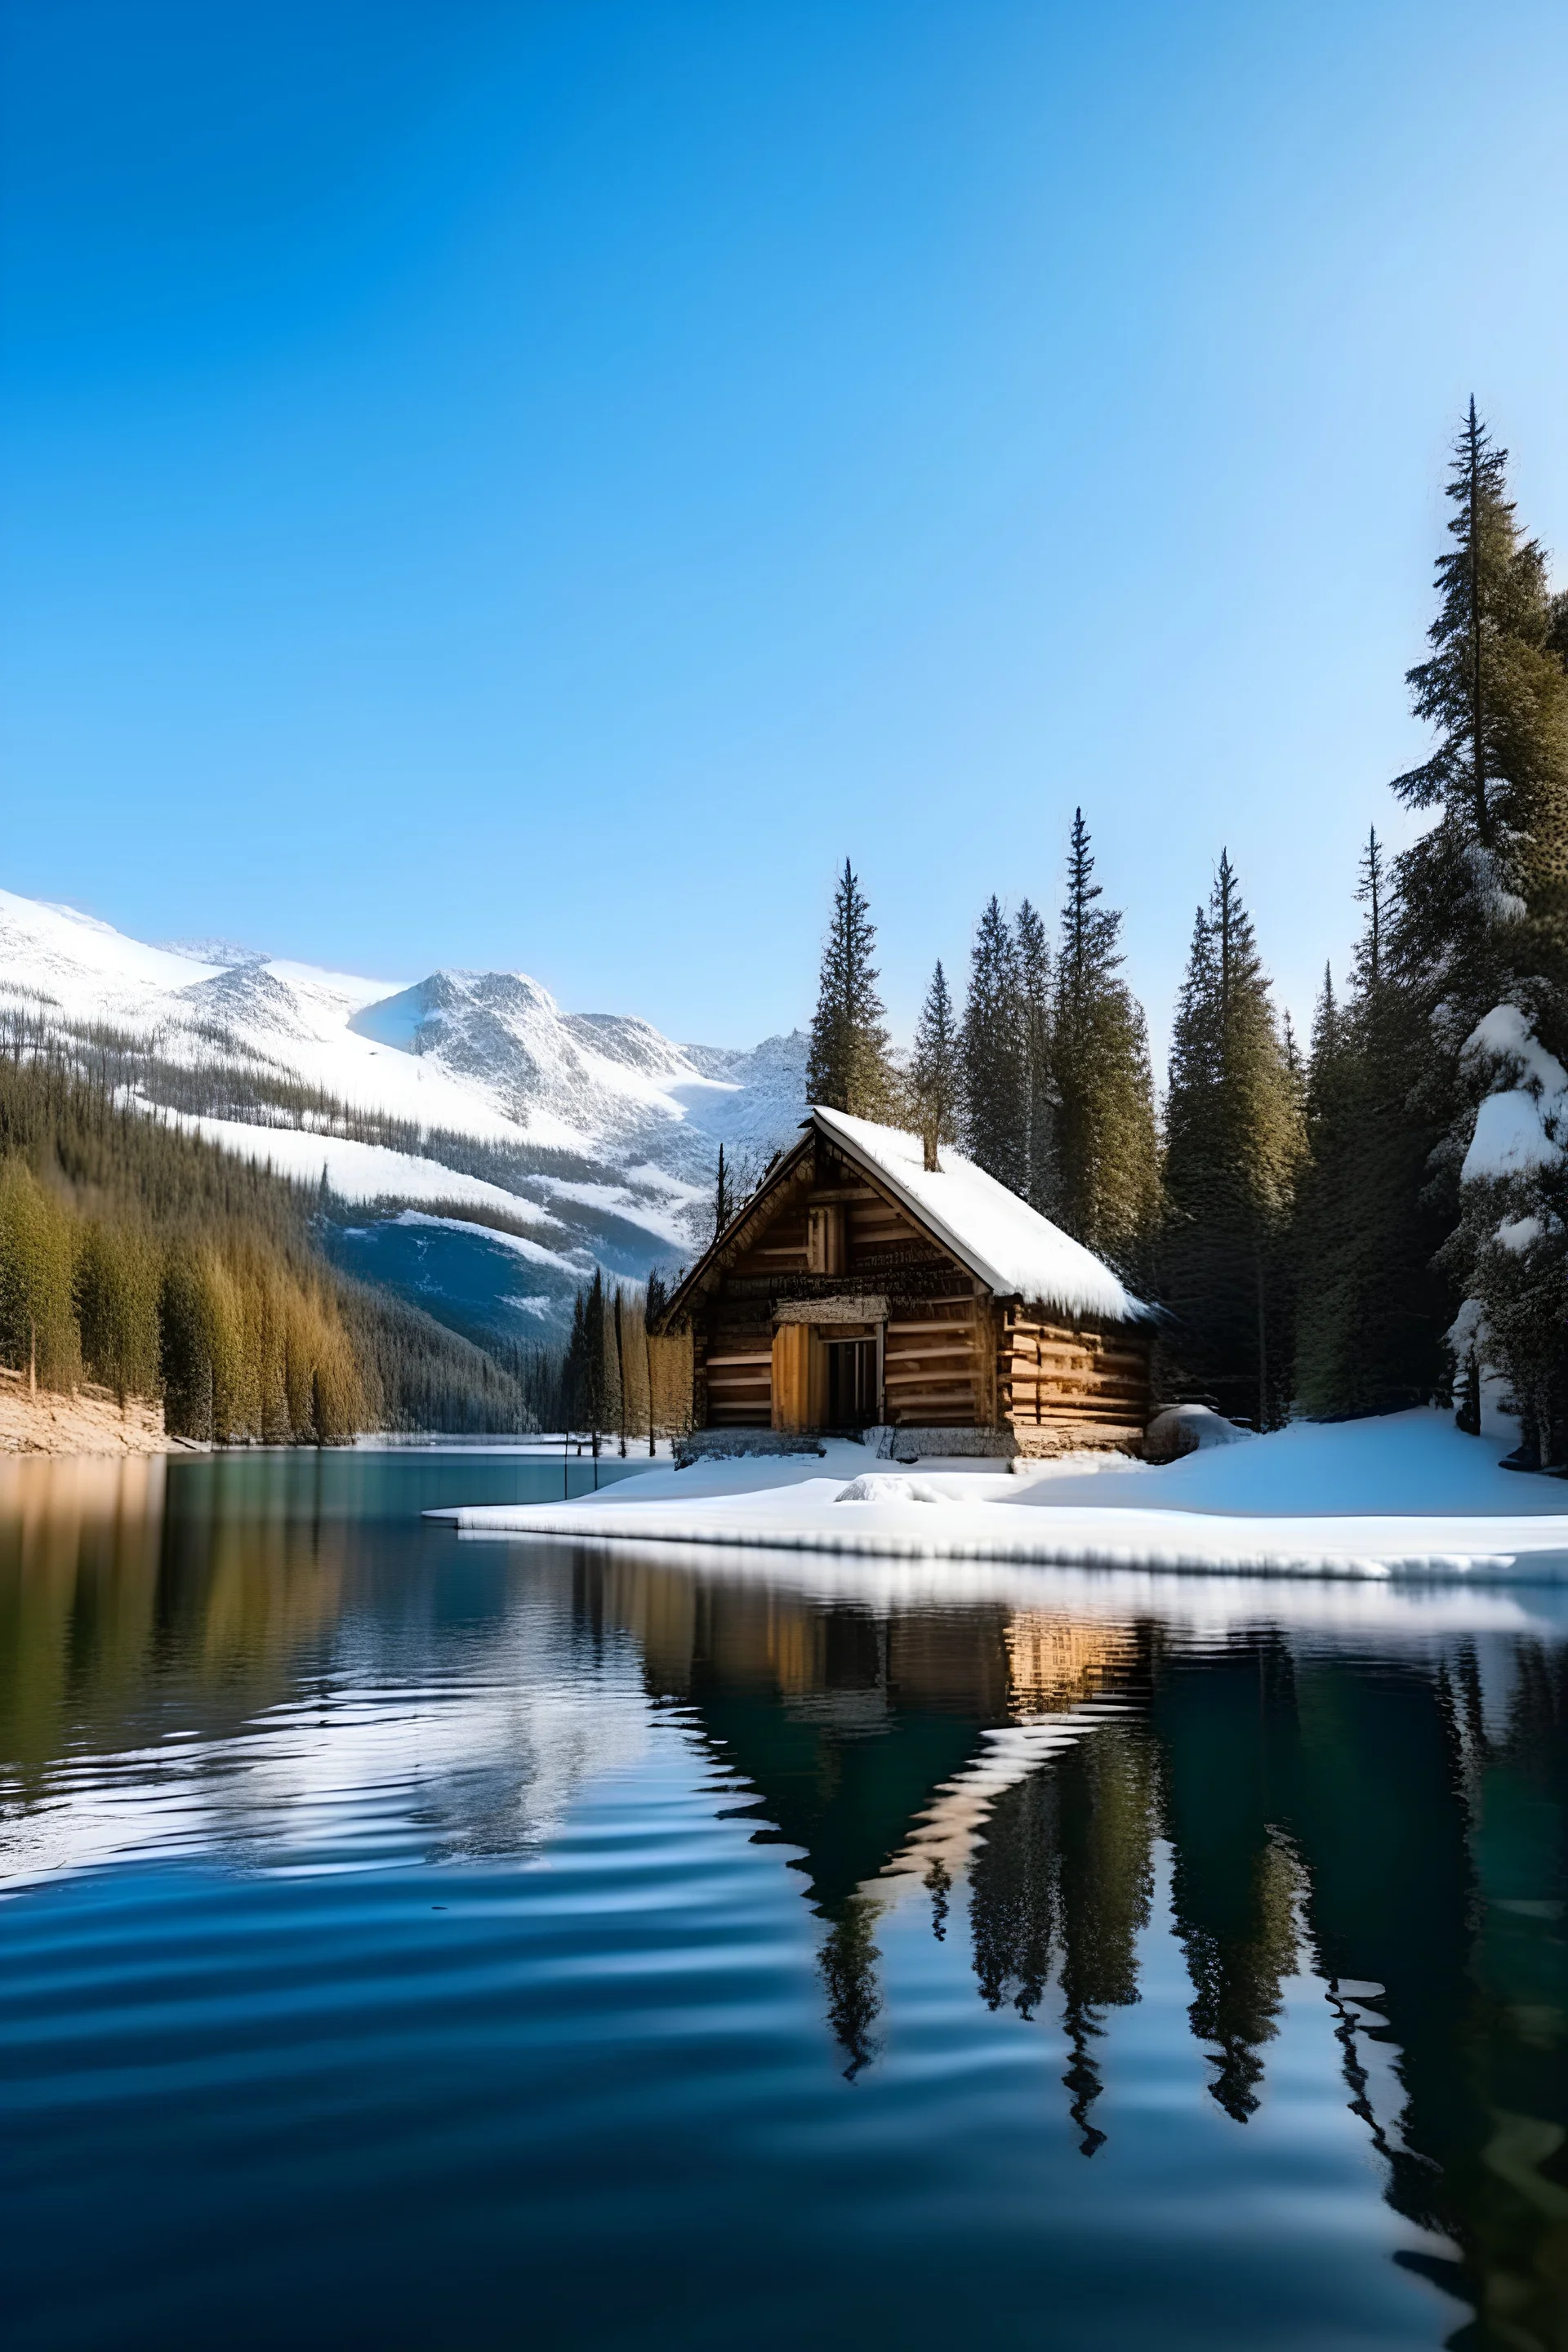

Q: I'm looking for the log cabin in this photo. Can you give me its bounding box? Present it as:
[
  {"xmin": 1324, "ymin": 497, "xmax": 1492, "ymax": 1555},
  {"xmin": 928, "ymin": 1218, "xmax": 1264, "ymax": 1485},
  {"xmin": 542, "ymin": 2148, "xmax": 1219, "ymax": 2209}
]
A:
[{"xmin": 654, "ymin": 1107, "xmax": 1155, "ymax": 1460}]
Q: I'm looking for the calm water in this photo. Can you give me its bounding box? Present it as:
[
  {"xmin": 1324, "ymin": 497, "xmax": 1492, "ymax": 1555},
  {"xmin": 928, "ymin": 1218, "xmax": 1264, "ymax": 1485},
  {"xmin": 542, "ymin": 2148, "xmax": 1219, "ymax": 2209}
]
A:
[{"xmin": 2, "ymin": 1453, "xmax": 1566, "ymax": 2350}]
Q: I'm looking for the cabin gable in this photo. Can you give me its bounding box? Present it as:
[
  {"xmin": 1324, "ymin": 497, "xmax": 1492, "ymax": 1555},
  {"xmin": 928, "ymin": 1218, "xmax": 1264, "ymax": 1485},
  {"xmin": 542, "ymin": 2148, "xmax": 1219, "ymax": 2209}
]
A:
[{"xmin": 663, "ymin": 1113, "xmax": 1152, "ymax": 1453}]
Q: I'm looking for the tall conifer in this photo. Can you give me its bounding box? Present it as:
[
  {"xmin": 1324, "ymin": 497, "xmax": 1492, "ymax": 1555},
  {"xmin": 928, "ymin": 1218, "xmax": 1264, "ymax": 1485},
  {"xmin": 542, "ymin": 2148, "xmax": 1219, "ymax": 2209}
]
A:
[
  {"xmin": 1051, "ymin": 811, "xmax": 1160, "ymax": 1265},
  {"xmin": 1294, "ymin": 840, "xmax": 1449, "ymax": 1419},
  {"xmin": 910, "ymin": 960, "xmax": 962, "ymax": 1169},
  {"xmin": 1387, "ymin": 407, "xmax": 1568, "ymax": 1459},
  {"xmin": 1162, "ymin": 854, "xmax": 1302, "ymax": 1426},
  {"xmin": 1014, "ymin": 900, "xmax": 1054, "ymax": 1212},
  {"xmin": 712, "ymin": 1143, "xmax": 733, "ymax": 1239},
  {"xmin": 806, "ymin": 861, "xmax": 894, "ymax": 1116},
  {"xmin": 961, "ymin": 897, "xmax": 1027, "ymax": 1193}
]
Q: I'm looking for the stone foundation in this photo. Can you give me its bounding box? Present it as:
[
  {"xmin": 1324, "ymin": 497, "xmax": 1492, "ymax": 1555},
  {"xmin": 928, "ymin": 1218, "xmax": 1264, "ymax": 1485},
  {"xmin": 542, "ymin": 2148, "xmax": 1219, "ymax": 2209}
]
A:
[
  {"xmin": 675, "ymin": 1430, "xmax": 827, "ymax": 1469},
  {"xmin": 677, "ymin": 1423, "xmax": 1145, "ymax": 1470},
  {"xmin": 867, "ymin": 1423, "xmax": 1144, "ymax": 1467}
]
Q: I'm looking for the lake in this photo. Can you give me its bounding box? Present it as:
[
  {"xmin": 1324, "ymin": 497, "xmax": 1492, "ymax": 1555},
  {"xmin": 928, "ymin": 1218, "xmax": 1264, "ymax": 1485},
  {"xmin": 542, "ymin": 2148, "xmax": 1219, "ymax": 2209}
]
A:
[{"xmin": 2, "ymin": 1449, "xmax": 1565, "ymax": 2350}]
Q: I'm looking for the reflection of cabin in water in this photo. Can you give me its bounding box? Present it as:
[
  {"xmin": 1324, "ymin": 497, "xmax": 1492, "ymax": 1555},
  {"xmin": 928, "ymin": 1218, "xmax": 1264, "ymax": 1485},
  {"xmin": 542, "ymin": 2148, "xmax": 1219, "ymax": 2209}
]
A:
[{"xmin": 657, "ymin": 1107, "xmax": 1155, "ymax": 1457}]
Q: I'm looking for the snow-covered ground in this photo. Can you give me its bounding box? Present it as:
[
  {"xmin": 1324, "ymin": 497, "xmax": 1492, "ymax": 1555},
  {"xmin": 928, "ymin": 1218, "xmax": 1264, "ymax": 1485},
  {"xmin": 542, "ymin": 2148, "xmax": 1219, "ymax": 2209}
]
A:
[
  {"xmin": 433, "ymin": 1410, "xmax": 1568, "ymax": 1583},
  {"xmin": 166, "ymin": 1113, "xmax": 557, "ymax": 1218}
]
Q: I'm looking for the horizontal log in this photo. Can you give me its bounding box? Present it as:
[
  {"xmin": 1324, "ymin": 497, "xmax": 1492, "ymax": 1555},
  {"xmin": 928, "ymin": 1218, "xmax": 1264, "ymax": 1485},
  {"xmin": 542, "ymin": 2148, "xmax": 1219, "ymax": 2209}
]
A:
[
  {"xmin": 1013, "ymin": 1354, "xmax": 1149, "ymax": 1377},
  {"xmin": 1007, "ymin": 1401, "xmax": 1144, "ymax": 1420},
  {"xmin": 1011, "ymin": 1341, "xmax": 1145, "ymax": 1367},
  {"xmin": 1010, "ymin": 1373, "xmax": 1147, "ymax": 1392},
  {"xmin": 887, "ymin": 1319, "xmax": 976, "ymax": 1336}
]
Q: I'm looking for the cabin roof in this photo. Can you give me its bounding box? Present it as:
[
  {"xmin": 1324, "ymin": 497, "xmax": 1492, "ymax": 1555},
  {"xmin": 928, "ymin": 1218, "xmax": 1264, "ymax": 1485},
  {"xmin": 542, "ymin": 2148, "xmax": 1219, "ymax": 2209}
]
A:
[
  {"xmin": 661, "ymin": 1107, "xmax": 1150, "ymax": 1328},
  {"xmin": 809, "ymin": 1107, "xmax": 1150, "ymax": 1325}
]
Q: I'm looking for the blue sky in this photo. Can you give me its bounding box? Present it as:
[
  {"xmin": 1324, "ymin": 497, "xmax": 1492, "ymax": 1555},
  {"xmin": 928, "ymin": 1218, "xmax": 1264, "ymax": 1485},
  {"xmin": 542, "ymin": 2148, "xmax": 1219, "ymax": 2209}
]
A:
[{"xmin": 2, "ymin": 0, "xmax": 1566, "ymax": 1054}]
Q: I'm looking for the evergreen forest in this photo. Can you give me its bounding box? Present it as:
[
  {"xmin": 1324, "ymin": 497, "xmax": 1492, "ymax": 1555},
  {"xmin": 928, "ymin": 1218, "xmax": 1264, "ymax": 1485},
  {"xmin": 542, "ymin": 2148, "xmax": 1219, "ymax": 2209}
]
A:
[
  {"xmin": 802, "ymin": 405, "xmax": 1568, "ymax": 1459},
  {"xmin": 0, "ymin": 1043, "xmax": 537, "ymax": 1440}
]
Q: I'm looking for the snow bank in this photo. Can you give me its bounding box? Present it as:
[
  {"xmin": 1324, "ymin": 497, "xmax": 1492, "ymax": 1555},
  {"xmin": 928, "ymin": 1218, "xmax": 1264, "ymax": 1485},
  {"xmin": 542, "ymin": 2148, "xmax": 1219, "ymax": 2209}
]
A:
[
  {"xmin": 811, "ymin": 1106, "xmax": 1147, "ymax": 1323},
  {"xmin": 431, "ymin": 1412, "xmax": 1568, "ymax": 1584}
]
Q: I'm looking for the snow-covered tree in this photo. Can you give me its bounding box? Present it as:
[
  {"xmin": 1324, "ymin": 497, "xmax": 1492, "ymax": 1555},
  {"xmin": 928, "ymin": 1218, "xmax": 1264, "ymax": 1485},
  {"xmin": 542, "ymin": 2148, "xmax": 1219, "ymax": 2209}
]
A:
[{"xmin": 1387, "ymin": 407, "xmax": 1568, "ymax": 1461}]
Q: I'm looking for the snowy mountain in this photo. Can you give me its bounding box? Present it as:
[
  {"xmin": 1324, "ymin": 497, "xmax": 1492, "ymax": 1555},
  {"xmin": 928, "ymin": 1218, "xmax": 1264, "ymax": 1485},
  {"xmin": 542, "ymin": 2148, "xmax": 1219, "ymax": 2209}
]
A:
[{"xmin": 0, "ymin": 888, "xmax": 809, "ymax": 1340}]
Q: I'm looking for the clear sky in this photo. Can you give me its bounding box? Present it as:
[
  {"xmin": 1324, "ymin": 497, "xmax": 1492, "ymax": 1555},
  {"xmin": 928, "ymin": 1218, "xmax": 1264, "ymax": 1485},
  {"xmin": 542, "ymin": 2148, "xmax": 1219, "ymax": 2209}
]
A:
[{"xmin": 2, "ymin": 0, "xmax": 1567, "ymax": 1058}]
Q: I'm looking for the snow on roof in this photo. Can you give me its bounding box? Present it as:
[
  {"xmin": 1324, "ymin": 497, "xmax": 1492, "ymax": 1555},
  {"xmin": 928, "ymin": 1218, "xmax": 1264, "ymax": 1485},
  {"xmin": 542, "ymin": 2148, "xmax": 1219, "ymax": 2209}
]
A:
[{"xmin": 808, "ymin": 1107, "xmax": 1150, "ymax": 1324}]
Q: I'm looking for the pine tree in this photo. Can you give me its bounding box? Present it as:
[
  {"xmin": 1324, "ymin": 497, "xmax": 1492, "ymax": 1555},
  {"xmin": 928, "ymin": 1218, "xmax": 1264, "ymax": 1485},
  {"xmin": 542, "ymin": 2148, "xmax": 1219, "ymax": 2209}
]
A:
[
  {"xmin": 1162, "ymin": 854, "xmax": 1303, "ymax": 1426},
  {"xmin": 910, "ymin": 960, "xmax": 962, "ymax": 1170},
  {"xmin": 713, "ymin": 1143, "xmax": 733, "ymax": 1239},
  {"xmin": 1014, "ymin": 899, "xmax": 1054, "ymax": 1212},
  {"xmin": 1293, "ymin": 851, "xmax": 1450, "ymax": 1420},
  {"xmin": 1353, "ymin": 825, "xmax": 1385, "ymax": 998},
  {"xmin": 806, "ymin": 861, "xmax": 894, "ymax": 1116},
  {"xmin": 585, "ymin": 1267, "xmax": 610, "ymax": 1455},
  {"xmin": 1051, "ymin": 811, "xmax": 1160, "ymax": 1266},
  {"xmin": 1395, "ymin": 403, "xmax": 1568, "ymax": 942},
  {"xmin": 564, "ymin": 1286, "xmax": 589, "ymax": 1435},
  {"xmin": 1387, "ymin": 407, "xmax": 1568, "ymax": 1460},
  {"xmin": 961, "ymin": 897, "xmax": 1027, "ymax": 1192},
  {"xmin": 608, "ymin": 1283, "xmax": 627, "ymax": 1455}
]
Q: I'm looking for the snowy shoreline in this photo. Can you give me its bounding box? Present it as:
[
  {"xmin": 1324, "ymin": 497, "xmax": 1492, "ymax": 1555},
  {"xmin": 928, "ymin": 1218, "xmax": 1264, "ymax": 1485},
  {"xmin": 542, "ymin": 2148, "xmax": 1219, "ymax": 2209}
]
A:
[{"xmin": 429, "ymin": 1410, "xmax": 1568, "ymax": 1584}]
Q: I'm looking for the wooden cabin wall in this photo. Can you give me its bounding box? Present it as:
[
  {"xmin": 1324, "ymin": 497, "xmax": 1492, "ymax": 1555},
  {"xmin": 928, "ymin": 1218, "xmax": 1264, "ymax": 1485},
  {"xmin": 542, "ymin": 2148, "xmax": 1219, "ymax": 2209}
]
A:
[
  {"xmin": 998, "ymin": 1311, "xmax": 1149, "ymax": 1446},
  {"xmin": 881, "ymin": 1295, "xmax": 988, "ymax": 1428},
  {"xmin": 676, "ymin": 1134, "xmax": 1152, "ymax": 1446},
  {"xmin": 698, "ymin": 1323, "xmax": 773, "ymax": 1427}
]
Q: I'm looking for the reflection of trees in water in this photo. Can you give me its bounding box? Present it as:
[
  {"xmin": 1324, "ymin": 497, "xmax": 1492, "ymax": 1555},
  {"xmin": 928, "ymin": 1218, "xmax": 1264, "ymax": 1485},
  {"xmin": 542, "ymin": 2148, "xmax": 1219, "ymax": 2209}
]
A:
[
  {"xmin": 0, "ymin": 1461, "xmax": 350, "ymax": 1785},
  {"xmin": 1176, "ymin": 1837, "xmax": 1300, "ymax": 2123},
  {"xmin": 1154, "ymin": 1641, "xmax": 1304, "ymax": 2123},
  {"xmin": 1309, "ymin": 1637, "xmax": 1568, "ymax": 2352},
  {"xmin": 969, "ymin": 1725, "xmax": 1156, "ymax": 2151},
  {"xmin": 820, "ymin": 1895, "xmax": 883, "ymax": 2080},
  {"xmin": 11, "ymin": 1496, "xmax": 1568, "ymax": 2352}
]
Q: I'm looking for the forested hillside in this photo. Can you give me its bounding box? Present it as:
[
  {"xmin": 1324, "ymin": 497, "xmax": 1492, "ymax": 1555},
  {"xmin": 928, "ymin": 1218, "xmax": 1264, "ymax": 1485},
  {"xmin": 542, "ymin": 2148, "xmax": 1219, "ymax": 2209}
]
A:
[
  {"xmin": 0, "ymin": 1043, "xmax": 532, "ymax": 1438},
  {"xmin": 803, "ymin": 403, "xmax": 1568, "ymax": 1459}
]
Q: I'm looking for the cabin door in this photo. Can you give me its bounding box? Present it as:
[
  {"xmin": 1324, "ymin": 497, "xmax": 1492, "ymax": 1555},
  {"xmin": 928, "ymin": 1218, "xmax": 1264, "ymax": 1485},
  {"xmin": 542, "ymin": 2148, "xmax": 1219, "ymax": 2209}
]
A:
[{"xmin": 825, "ymin": 1338, "xmax": 878, "ymax": 1431}]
